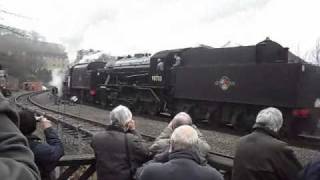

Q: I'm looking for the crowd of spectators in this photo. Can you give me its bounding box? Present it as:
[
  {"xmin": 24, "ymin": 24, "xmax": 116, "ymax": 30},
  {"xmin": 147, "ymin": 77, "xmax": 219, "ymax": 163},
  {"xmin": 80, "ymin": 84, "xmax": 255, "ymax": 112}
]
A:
[
  {"xmin": 91, "ymin": 105, "xmax": 320, "ymax": 180},
  {"xmin": 0, "ymin": 89, "xmax": 319, "ymax": 179}
]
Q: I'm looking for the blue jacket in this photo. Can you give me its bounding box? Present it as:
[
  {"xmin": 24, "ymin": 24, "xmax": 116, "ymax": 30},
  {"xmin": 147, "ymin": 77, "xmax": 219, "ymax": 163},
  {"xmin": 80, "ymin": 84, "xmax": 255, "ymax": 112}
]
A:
[
  {"xmin": 27, "ymin": 127, "xmax": 64, "ymax": 180},
  {"xmin": 299, "ymin": 159, "xmax": 320, "ymax": 180}
]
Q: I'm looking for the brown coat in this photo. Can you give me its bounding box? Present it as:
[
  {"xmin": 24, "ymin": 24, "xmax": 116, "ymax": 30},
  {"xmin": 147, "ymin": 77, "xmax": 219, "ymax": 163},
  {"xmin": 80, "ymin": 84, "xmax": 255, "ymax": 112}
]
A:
[
  {"xmin": 91, "ymin": 125, "xmax": 149, "ymax": 180},
  {"xmin": 232, "ymin": 127, "xmax": 302, "ymax": 180}
]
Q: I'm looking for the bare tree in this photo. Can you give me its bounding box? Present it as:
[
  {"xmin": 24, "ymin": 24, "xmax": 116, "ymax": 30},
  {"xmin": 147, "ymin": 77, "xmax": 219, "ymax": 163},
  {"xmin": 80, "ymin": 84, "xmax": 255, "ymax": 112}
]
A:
[{"xmin": 310, "ymin": 38, "xmax": 320, "ymax": 65}]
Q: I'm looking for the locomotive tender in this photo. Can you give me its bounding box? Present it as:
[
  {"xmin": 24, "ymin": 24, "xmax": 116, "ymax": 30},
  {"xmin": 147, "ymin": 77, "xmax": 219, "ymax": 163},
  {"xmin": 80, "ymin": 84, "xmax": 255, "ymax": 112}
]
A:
[{"xmin": 65, "ymin": 39, "xmax": 320, "ymax": 135}]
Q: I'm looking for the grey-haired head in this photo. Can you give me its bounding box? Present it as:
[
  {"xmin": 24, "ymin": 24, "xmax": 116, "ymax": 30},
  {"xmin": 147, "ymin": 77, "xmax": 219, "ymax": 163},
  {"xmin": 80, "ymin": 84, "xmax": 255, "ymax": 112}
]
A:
[
  {"xmin": 110, "ymin": 105, "xmax": 132, "ymax": 128},
  {"xmin": 171, "ymin": 112, "xmax": 192, "ymax": 130},
  {"xmin": 255, "ymin": 107, "xmax": 283, "ymax": 132}
]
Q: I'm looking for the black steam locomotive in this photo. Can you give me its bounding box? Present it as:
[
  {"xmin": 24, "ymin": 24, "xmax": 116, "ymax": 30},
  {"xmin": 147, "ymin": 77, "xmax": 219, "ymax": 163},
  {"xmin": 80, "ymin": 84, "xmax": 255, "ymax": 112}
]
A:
[{"xmin": 64, "ymin": 39, "xmax": 320, "ymax": 135}]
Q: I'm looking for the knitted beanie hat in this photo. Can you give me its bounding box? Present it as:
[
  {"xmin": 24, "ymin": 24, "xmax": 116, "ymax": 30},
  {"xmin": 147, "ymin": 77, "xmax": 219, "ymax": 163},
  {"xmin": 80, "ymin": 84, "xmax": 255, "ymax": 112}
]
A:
[{"xmin": 19, "ymin": 110, "xmax": 37, "ymax": 135}]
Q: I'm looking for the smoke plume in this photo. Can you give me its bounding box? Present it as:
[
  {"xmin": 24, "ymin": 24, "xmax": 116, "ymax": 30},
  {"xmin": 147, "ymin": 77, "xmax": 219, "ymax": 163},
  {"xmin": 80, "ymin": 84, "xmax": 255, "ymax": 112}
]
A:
[{"xmin": 49, "ymin": 68, "xmax": 64, "ymax": 97}]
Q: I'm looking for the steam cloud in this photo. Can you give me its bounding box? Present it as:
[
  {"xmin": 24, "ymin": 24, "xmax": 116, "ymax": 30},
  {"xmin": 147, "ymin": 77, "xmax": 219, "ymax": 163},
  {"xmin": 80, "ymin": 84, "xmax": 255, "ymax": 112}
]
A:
[{"xmin": 49, "ymin": 68, "xmax": 64, "ymax": 97}]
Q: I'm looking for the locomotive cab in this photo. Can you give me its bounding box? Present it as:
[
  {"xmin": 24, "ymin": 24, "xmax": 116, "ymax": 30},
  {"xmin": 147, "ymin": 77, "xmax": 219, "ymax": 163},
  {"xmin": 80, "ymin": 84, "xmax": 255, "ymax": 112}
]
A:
[
  {"xmin": 150, "ymin": 56, "xmax": 166, "ymax": 86},
  {"xmin": 150, "ymin": 49, "xmax": 187, "ymax": 88}
]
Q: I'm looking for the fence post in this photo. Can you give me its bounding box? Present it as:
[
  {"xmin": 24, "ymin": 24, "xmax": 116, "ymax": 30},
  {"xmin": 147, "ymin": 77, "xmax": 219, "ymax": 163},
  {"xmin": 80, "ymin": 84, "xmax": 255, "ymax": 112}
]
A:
[{"xmin": 77, "ymin": 126, "xmax": 83, "ymax": 154}]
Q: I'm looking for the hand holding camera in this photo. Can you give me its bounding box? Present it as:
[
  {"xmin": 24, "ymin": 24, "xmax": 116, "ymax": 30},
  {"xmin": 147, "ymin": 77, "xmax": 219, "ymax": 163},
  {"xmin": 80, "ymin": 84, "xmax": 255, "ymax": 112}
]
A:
[
  {"xmin": 40, "ymin": 117, "xmax": 52, "ymax": 130},
  {"xmin": 35, "ymin": 114, "xmax": 52, "ymax": 130},
  {"xmin": 125, "ymin": 119, "xmax": 135, "ymax": 132}
]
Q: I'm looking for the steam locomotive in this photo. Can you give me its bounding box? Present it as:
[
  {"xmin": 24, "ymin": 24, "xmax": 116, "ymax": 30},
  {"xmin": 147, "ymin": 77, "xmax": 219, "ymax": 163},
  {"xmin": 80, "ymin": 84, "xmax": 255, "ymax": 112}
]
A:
[{"xmin": 64, "ymin": 38, "xmax": 320, "ymax": 135}]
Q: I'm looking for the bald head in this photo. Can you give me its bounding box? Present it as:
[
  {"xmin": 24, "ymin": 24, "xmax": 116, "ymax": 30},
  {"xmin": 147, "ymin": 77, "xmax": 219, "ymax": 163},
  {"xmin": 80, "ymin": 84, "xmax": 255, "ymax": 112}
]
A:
[
  {"xmin": 171, "ymin": 112, "xmax": 192, "ymax": 130},
  {"xmin": 170, "ymin": 125, "xmax": 199, "ymax": 152}
]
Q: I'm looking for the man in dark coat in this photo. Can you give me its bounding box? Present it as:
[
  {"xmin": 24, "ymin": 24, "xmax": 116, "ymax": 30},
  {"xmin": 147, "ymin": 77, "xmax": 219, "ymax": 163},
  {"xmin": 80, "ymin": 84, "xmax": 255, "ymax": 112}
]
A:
[
  {"xmin": 137, "ymin": 125, "xmax": 223, "ymax": 180},
  {"xmin": 91, "ymin": 105, "xmax": 149, "ymax": 180},
  {"xmin": 232, "ymin": 107, "xmax": 302, "ymax": 180},
  {"xmin": 51, "ymin": 87, "xmax": 59, "ymax": 105},
  {"xmin": 0, "ymin": 94, "xmax": 40, "ymax": 179},
  {"xmin": 19, "ymin": 110, "xmax": 64, "ymax": 180}
]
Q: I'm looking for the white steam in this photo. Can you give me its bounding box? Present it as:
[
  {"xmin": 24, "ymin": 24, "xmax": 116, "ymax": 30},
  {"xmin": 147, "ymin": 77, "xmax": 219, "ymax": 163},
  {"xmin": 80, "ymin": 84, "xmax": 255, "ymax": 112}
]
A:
[{"xmin": 49, "ymin": 68, "xmax": 64, "ymax": 97}]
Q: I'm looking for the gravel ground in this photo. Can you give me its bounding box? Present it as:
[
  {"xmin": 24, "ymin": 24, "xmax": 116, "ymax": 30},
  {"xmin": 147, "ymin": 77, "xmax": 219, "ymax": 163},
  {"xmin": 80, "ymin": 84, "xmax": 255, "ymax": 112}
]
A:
[{"xmin": 32, "ymin": 92, "xmax": 320, "ymax": 165}]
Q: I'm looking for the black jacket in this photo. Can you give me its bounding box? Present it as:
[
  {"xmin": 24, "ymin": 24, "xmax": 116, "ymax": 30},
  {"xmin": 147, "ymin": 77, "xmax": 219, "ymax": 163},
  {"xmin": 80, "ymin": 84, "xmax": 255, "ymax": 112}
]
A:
[
  {"xmin": 0, "ymin": 95, "xmax": 40, "ymax": 179},
  {"xmin": 91, "ymin": 125, "xmax": 149, "ymax": 180},
  {"xmin": 27, "ymin": 127, "xmax": 64, "ymax": 180},
  {"xmin": 137, "ymin": 150, "xmax": 223, "ymax": 180},
  {"xmin": 232, "ymin": 126, "xmax": 302, "ymax": 180}
]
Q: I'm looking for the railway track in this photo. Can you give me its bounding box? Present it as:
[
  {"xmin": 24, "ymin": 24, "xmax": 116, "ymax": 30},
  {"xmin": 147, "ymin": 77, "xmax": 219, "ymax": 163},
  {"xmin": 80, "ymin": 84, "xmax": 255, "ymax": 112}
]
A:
[{"xmin": 14, "ymin": 90, "xmax": 234, "ymax": 176}]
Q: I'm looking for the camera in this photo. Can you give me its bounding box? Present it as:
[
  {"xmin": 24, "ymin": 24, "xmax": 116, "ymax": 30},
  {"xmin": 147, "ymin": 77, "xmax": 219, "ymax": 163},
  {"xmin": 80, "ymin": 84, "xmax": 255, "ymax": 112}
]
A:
[{"xmin": 34, "ymin": 113, "xmax": 44, "ymax": 122}]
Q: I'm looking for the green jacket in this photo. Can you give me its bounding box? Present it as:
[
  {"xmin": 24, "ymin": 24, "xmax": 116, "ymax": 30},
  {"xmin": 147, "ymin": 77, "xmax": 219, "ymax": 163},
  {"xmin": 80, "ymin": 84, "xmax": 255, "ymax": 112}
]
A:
[{"xmin": 149, "ymin": 124, "xmax": 211, "ymax": 158}]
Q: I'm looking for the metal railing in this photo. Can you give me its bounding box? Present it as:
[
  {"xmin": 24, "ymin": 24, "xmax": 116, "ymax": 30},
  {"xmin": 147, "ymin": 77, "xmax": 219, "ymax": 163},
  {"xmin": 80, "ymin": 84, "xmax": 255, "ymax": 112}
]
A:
[
  {"xmin": 55, "ymin": 153, "xmax": 233, "ymax": 180},
  {"xmin": 56, "ymin": 154, "xmax": 95, "ymax": 180}
]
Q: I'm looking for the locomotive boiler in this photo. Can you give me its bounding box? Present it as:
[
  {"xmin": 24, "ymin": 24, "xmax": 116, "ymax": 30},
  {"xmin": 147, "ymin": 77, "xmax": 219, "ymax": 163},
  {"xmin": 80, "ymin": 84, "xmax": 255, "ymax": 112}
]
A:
[{"xmin": 66, "ymin": 39, "xmax": 320, "ymax": 136}]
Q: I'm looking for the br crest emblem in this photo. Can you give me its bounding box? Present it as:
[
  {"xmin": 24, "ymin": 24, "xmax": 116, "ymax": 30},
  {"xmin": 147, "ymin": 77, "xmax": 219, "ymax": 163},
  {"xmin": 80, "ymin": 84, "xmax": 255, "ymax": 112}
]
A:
[{"xmin": 215, "ymin": 76, "xmax": 235, "ymax": 90}]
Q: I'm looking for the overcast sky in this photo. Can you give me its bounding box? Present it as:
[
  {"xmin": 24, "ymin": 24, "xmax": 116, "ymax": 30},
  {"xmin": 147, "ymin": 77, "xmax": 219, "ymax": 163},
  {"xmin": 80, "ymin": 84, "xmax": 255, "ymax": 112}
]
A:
[{"xmin": 0, "ymin": 0, "xmax": 319, "ymax": 61}]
